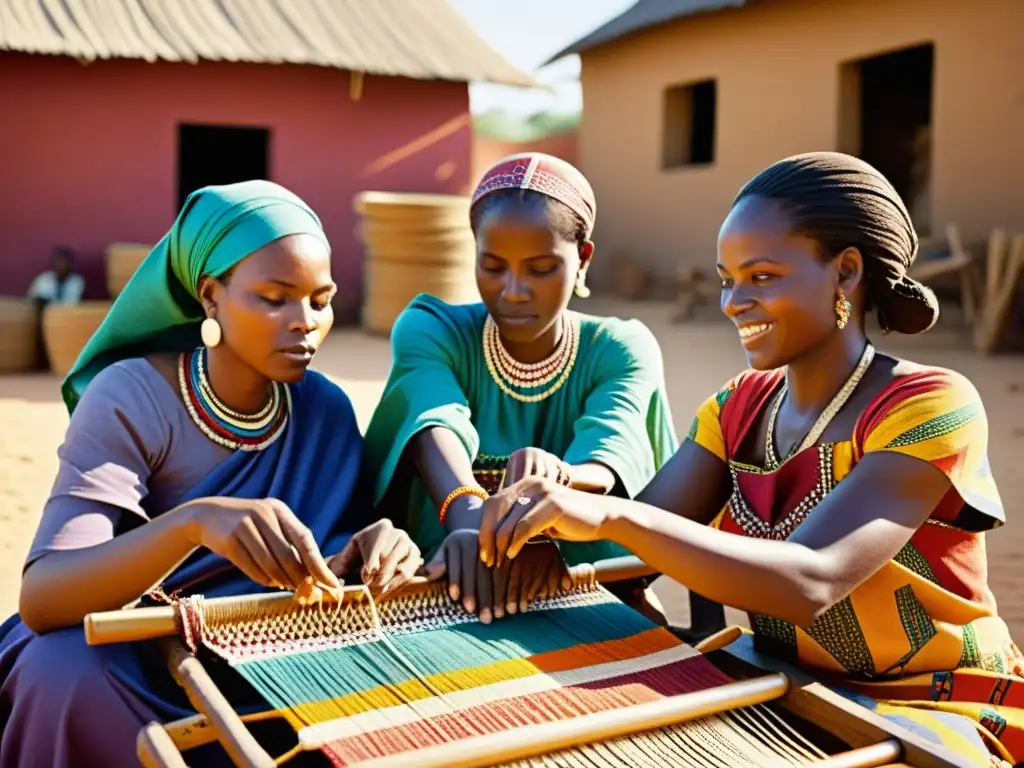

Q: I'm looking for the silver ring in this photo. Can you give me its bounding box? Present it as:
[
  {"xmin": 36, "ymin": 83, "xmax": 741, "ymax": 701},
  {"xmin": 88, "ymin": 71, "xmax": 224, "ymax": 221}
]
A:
[{"xmin": 516, "ymin": 495, "xmax": 532, "ymax": 507}]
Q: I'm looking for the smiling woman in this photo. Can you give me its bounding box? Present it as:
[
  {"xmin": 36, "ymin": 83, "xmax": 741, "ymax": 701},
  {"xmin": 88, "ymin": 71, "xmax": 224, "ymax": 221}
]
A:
[
  {"xmin": 0, "ymin": 181, "xmax": 421, "ymax": 766},
  {"xmin": 363, "ymin": 153, "xmax": 683, "ymax": 628},
  {"xmin": 477, "ymin": 152, "xmax": 1022, "ymax": 767}
]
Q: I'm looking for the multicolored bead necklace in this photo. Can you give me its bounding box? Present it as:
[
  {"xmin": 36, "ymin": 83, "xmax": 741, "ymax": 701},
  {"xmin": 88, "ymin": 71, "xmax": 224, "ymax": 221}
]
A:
[
  {"xmin": 178, "ymin": 347, "xmax": 290, "ymax": 452},
  {"xmin": 482, "ymin": 314, "xmax": 579, "ymax": 403}
]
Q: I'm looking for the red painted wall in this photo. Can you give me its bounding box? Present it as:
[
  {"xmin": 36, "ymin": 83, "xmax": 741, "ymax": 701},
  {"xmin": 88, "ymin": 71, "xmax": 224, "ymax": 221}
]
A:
[{"xmin": 0, "ymin": 54, "xmax": 472, "ymax": 319}]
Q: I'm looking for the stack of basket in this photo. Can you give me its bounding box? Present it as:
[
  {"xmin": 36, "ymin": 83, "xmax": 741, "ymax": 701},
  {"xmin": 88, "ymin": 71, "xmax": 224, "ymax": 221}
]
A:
[
  {"xmin": 0, "ymin": 297, "xmax": 40, "ymax": 373},
  {"xmin": 105, "ymin": 242, "xmax": 151, "ymax": 298},
  {"xmin": 355, "ymin": 192, "xmax": 479, "ymax": 335},
  {"xmin": 42, "ymin": 301, "xmax": 111, "ymax": 377}
]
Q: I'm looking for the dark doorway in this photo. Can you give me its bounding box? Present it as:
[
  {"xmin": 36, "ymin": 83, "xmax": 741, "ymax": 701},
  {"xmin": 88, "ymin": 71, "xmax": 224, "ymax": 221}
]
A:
[
  {"xmin": 839, "ymin": 44, "xmax": 934, "ymax": 234},
  {"xmin": 177, "ymin": 124, "xmax": 270, "ymax": 209}
]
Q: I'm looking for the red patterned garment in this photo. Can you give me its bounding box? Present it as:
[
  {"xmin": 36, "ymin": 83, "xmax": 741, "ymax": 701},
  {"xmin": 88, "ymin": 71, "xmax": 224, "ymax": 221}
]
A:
[{"xmin": 687, "ymin": 365, "xmax": 1023, "ymax": 764}]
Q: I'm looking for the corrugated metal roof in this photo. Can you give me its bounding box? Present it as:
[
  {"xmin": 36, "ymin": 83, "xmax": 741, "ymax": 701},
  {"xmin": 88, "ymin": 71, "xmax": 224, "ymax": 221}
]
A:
[
  {"xmin": 0, "ymin": 0, "xmax": 537, "ymax": 86},
  {"xmin": 546, "ymin": 0, "xmax": 755, "ymax": 62}
]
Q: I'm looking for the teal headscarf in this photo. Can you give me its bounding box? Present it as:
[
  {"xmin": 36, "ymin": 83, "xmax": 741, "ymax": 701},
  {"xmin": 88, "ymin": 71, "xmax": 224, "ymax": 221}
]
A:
[{"xmin": 62, "ymin": 180, "xmax": 329, "ymax": 415}]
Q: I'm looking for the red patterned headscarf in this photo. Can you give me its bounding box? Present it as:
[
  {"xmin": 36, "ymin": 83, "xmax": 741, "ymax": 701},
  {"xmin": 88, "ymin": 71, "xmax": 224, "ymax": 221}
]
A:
[{"xmin": 470, "ymin": 153, "xmax": 597, "ymax": 238}]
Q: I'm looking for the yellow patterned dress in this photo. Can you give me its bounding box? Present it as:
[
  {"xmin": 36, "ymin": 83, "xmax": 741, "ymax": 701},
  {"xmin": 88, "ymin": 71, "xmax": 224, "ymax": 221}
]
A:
[{"xmin": 689, "ymin": 364, "xmax": 1023, "ymax": 766}]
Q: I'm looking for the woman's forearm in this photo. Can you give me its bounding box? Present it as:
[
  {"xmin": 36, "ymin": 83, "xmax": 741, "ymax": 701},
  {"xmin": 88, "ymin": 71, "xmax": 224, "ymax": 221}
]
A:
[
  {"xmin": 19, "ymin": 505, "xmax": 201, "ymax": 634},
  {"xmin": 567, "ymin": 462, "xmax": 616, "ymax": 494},
  {"xmin": 410, "ymin": 427, "xmax": 486, "ymax": 533},
  {"xmin": 598, "ymin": 499, "xmax": 830, "ymax": 627}
]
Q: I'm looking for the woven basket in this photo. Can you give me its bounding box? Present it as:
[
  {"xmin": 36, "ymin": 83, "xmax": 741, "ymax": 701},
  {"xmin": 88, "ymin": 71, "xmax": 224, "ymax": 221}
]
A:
[
  {"xmin": 105, "ymin": 243, "xmax": 152, "ymax": 298},
  {"xmin": 354, "ymin": 192, "xmax": 470, "ymax": 229},
  {"xmin": 355, "ymin": 191, "xmax": 478, "ymax": 335},
  {"xmin": 362, "ymin": 261, "xmax": 479, "ymax": 335},
  {"xmin": 42, "ymin": 301, "xmax": 112, "ymax": 377},
  {"xmin": 0, "ymin": 297, "xmax": 40, "ymax": 373}
]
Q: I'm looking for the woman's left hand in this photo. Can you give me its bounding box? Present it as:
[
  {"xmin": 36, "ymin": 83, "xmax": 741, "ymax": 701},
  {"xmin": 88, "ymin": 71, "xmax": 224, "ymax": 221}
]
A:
[
  {"xmin": 327, "ymin": 519, "xmax": 422, "ymax": 595},
  {"xmin": 503, "ymin": 448, "xmax": 572, "ymax": 488},
  {"xmin": 479, "ymin": 478, "xmax": 609, "ymax": 568}
]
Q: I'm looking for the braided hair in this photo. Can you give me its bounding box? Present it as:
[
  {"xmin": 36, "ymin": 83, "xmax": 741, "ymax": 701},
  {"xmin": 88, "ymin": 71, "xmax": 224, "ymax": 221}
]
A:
[{"xmin": 733, "ymin": 152, "xmax": 939, "ymax": 334}]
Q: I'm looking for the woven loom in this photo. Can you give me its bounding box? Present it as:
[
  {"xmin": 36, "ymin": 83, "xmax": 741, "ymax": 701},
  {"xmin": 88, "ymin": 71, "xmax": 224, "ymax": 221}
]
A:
[{"xmin": 84, "ymin": 558, "xmax": 973, "ymax": 768}]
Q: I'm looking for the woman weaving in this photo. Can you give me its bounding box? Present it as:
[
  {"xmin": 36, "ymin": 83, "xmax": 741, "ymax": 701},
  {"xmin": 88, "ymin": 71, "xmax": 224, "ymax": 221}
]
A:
[
  {"xmin": 364, "ymin": 153, "xmax": 717, "ymax": 628},
  {"xmin": 480, "ymin": 152, "xmax": 1023, "ymax": 767},
  {"xmin": 0, "ymin": 182, "xmax": 421, "ymax": 767}
]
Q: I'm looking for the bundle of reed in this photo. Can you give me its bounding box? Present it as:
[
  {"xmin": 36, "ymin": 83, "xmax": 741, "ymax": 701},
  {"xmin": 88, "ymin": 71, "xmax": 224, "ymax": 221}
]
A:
[
  {"xmin": 105, "ymin": 243, "xmax": 152, "ymax": 298},
  {"xmin": 42, "ymin": 300, "xmax": 111, "ymax": 376},
  {"xmin": 0, "ymin": 297, "xmax": 40, "ymax": 373},
  {"xmin": 355, "ymin": 192, "xmax": 479, "ymax": 335}
]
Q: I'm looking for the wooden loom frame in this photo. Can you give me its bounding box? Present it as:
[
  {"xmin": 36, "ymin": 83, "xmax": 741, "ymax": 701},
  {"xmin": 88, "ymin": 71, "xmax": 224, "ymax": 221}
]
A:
[{"xmin": 83, "ymin": 557, "xmax": 975, "ymax": 768}]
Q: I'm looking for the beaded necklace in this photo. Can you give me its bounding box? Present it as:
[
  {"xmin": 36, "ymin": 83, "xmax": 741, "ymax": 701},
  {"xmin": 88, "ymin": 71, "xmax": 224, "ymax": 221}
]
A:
[
  {"xmin": 764, "ymin": 343, "xmax": 875, "ymax": 470},
  {"xmin": 481, "ymin": 314, "xmax": 579, "ymax": 403},
  {"xmin": 178, "ymin": 347, "xmax": 290, "ymax": 452}
]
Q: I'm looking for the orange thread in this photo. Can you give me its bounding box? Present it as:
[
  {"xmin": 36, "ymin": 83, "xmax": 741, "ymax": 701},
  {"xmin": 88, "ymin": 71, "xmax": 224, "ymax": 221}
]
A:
[{"xmin": 438, "ymin": 486, "xmax": 489, "ymax": 525}]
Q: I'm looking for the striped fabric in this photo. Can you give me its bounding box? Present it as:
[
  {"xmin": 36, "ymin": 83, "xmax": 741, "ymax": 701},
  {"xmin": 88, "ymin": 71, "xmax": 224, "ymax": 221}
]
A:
[{"xmin": 179, "ymin": 584, "xmax": 822, "ymax": 766}]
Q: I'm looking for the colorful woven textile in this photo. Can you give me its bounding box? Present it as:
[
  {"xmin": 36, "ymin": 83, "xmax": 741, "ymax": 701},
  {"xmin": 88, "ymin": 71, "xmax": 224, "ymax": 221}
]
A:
[
  {"xmin": 177, "ymin": 583, "xmax": 831, "ymax": 766},
  {"xmin": 690, "ymin": 365, "xmax": 1023, "ymax": 766}
]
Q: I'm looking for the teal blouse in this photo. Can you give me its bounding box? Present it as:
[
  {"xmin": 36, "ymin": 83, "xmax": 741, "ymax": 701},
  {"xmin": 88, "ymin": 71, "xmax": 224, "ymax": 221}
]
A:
[{"xmin": 363, "ymin": 294, "xmax": 678, "ymax": 566}]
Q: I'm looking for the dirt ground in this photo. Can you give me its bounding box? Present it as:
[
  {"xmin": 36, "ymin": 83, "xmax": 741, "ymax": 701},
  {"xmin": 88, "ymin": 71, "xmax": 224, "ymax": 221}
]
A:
[{"xmin": 0, "ymin": 300, "xmax": 1021, "ymax": 638}]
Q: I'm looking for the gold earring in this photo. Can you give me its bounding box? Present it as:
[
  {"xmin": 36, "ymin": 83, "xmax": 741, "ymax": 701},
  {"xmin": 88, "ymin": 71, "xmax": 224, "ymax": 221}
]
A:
[
  {"xmin": 835, "ymin": 289, "xmax": 852, "ymax": 330},
  {"xmin": 200, "ymin": 317, "xmax": 222, "ymax": 348},
  {"xmin": 574, "ymin": 271, "xmax": 591, "ymax": 299}
]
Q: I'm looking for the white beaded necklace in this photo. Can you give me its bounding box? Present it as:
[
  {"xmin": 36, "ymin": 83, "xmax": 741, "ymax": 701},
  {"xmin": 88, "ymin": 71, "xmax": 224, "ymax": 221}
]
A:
[{"xmin": 481, "ymin": 315, "xmax": 580, "ymax": 403}]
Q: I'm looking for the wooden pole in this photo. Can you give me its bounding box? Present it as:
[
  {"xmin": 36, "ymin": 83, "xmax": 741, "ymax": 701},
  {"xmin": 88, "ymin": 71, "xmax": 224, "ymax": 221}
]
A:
[
  {"xmin": 165, "ymin": 641, "xmax": 276, "ymax": 768},
  {"xmin": 816, "ymin": 740, "xmax": 903, "ymax": 768},
  {"xmin": 351, "ymin": 674, "xmax": 790, "ymax": 768},
  {"xmin": 84, "ymin": 556, "xmax": 658, "ymax": 646},
  {"xmin": 137, "ymin": 722, "xmax": 189, "ymax": 768}
]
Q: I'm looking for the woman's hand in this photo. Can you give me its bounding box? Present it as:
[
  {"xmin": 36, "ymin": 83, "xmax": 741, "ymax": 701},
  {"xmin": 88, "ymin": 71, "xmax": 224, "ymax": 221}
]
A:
[
  {"xmin": 425, "ymin": 529, "xmax": 568, "ymax": 622},
  {"xmin": 327, "ymin": 519, "xmax": 422, "ymax": 596},
  {"xmin": 183, "ymin": 496, "xmax": 339, "ymax": 592},
  {"xmin": 479, "ymin": 479, "xmax": 609, "ymax": 567},
  {"xmin": 504, "ymin": 448, "xmax": 572, "ymax": 487}
]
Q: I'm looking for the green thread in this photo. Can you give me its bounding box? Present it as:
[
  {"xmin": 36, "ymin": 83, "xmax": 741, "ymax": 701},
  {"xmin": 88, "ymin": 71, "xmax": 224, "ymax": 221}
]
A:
[
  {"xmin": 805, "ymin": 597, "xmax": 876, "ymax": 676},
  {"xmin": 960, "ymin": 623, "xmax": 982, "ymax": 668},
  {"xmin": 885, "ymin": 402, "xmax": 979, "ymax": 448},
  {"xmin": 893, "ymin": 542, "xmax": 941, "ymax": 585}
]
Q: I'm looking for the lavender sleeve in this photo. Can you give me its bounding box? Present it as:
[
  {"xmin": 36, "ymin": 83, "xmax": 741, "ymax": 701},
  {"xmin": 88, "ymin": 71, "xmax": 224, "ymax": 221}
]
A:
[{"xmin": 25, "ymin": 362, "xmax": 170, "ymax": 567}]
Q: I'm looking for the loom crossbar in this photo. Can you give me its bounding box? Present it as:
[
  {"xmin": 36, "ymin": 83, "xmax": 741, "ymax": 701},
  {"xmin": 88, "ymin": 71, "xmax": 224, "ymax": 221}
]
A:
[
  {"xmin": 815, "ymin": 741, "xmax": 903, "ymax": 768},
  {"xmin": 85, "ymin": 556, "xmax": 656, "ymax": 647},
  {"xmin": 351, "ymin": 673, "xmax": 791, "ymax": 768}
]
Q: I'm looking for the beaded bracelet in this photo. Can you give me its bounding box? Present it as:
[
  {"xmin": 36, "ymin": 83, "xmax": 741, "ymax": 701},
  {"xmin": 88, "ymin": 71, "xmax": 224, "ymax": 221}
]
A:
[{"xmin": 438, "ymin": 485, "xmax": 490, "ymax": 525}]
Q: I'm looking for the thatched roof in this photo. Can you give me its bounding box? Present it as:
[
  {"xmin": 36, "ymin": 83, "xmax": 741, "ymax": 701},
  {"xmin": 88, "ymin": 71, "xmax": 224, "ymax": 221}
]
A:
[
  {"xmin": 0, "ymin": 0, "xmax": 537, "ymax": 87},
  {"xmin": 547, "ymin": 0, "xmax": 756, "ymax": 62}
]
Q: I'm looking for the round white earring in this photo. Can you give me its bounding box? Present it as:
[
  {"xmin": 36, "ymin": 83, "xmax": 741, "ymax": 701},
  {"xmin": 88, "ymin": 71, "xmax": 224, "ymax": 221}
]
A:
[
  {"xmin": 200, "ymin": 317, "xmax": 222, "ymax": 348},
  {"xmin": 574, "ymin": 271, "xmax": 592, "ymax": 299}
]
